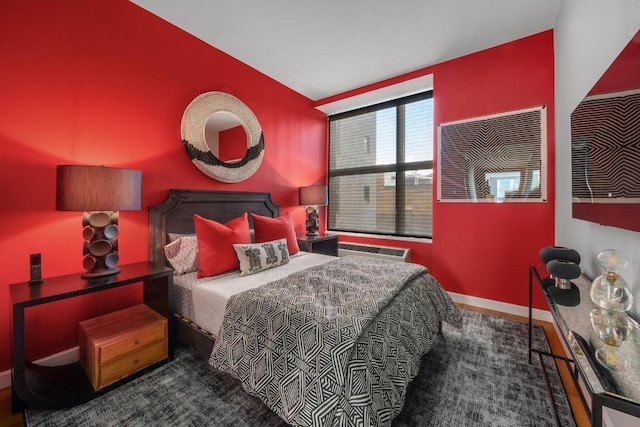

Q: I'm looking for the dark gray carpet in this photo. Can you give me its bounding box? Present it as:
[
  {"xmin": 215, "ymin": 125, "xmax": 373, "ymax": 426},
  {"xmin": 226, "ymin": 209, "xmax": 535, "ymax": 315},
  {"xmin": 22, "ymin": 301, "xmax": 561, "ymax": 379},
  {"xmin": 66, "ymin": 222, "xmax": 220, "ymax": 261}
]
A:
[{"xmin": 25, "ymin": 309, "xmax": 575, "ymax": 427}]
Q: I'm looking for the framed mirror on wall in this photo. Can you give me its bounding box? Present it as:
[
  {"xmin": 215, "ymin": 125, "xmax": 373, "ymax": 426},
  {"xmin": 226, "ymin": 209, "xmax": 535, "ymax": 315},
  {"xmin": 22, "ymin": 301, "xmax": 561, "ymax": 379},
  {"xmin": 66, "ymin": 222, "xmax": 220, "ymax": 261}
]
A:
[
  {"xmin": 181, "ymin": 91, "xmax": 264, "ymax": 183},
  {"xmin": 571, "ymin": 30, "xmax": 640, "ymax": 232}
]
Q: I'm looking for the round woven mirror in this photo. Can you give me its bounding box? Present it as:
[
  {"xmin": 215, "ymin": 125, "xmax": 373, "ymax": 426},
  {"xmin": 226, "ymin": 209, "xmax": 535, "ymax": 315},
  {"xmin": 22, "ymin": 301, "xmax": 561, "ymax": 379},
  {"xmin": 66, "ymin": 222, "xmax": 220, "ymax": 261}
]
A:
[{"xmin": 181, "ymin": 91, "xmax": 264, "ymax": 183}]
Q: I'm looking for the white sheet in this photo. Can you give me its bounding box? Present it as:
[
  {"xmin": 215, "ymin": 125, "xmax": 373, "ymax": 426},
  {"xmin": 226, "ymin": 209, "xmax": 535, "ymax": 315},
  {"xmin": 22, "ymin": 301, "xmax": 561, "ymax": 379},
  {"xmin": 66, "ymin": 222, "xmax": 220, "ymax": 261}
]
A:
[{"xmin": 176, "ymin": 252, "xmax": 336, "ymax": 337}]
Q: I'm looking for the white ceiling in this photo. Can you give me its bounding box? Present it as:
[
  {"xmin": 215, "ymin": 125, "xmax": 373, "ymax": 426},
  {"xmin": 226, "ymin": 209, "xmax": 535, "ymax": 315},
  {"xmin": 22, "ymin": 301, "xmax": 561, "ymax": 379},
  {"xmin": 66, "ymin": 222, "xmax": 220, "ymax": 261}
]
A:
[{"xmin": 130, "ymin": 0, "xmax": 562, "ymax": 101}]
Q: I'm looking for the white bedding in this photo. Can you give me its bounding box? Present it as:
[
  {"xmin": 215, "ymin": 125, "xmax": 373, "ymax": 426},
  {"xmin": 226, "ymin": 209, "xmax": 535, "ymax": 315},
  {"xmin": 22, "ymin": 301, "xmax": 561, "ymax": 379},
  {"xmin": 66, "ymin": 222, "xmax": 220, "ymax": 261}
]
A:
[{"xmin": 173, "ymin": 252, "xmax": 336, "ymax": 336}]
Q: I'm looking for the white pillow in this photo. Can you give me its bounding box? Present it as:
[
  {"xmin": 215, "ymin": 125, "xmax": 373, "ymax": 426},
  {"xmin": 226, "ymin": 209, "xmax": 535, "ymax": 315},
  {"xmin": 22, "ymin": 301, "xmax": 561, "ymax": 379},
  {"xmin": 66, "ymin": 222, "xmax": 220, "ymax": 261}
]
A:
[
  {"xmin": 163, "ymin": 235, "xmax": 198, "ymax": 275},
  {"xmin": 233, "ymin": 238, "xmax": 289, "ymax": 277}
]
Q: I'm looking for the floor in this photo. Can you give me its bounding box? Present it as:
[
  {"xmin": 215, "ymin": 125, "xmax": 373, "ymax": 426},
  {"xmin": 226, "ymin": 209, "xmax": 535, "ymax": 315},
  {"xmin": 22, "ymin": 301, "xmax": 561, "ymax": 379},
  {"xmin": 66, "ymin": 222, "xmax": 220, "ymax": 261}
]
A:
[
  {"xmin": 0, "ymin": 304, "xmax": 590, "ymax": 427},
  {"xmin": 457, "ymin": 303, "xmax": 590, "ymax": 427}
]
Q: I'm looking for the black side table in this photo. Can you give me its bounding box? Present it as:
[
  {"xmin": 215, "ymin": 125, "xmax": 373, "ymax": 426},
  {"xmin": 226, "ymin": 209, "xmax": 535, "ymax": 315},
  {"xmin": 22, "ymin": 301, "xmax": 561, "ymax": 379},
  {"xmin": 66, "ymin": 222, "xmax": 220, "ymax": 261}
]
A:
[
  {"xmin": 296, "ymin": 234, "xmax": 338, "ymax": 257},
  {"xmin": 10, "ymin": 261, "xmax": 173, "ymax": 412}
]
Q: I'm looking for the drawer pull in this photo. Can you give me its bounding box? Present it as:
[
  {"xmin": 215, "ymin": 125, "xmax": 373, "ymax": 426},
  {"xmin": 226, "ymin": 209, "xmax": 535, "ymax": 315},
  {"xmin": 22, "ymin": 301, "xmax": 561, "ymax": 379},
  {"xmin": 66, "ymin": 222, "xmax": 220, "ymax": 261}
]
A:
[
  {"xmin": 134, "ymin": 359, "xmax": 139, "ymax": 365},
  {"xmin": 134, "ymin": 340, "xmax": 139, "ymax": 345}
]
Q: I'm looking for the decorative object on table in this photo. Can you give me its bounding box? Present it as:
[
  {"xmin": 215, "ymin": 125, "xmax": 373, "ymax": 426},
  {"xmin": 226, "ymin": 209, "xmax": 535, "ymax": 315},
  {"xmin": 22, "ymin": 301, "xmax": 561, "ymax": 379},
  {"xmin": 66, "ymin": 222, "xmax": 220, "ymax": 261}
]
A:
[
  {"xmin": 299, "ymin": 185, "xmax": 328, "ymax": 236},
  {"xmin": 545, "ymin": 259, "xmax": 581, "ymax": 306},
  {"xmin": 28, "ymin": 253, "xmax": 43, "ymax": 286},
  {"xmin": 590, "ymin": 307, "xmax": 633, "ymax": 370},
  {"xmin": 56, "ymin": 165, "xmax": 142, "ymax": 279},
  {"xmin": 539, "ymin": 246, "xmax": 581, "ymax": 287},
  {"xmin": 538, "ymin": 245, "xmax": 581, "ymax": 306},
  {"xmin": 590, "ymin": 249, "xmax": 634, "ymax": 312},
  {"xmin": 181, "ymin": 91, "xmax": 264, "ymax": 183}
]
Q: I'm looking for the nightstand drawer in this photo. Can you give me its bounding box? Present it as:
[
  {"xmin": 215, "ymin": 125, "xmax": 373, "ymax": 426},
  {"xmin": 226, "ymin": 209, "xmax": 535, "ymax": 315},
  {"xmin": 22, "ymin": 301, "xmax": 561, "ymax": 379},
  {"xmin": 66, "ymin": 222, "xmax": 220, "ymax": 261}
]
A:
[
  {"xmin": 99, "ymin": 323, "xmax": 166, "ymax": 364},
  {"xmin": 99, "ymin": 340, "xmax": 167, "ymax": 389}
]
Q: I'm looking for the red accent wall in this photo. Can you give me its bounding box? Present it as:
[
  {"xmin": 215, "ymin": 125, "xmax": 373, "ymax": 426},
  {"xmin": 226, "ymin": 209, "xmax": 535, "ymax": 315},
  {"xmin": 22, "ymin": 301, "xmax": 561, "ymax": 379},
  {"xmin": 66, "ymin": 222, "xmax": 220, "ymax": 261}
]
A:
[
  {"xmin": 591, "ymin": 30, "xmax": 640, "ymax": 95},
  {"xmin": 319, "ymin": 31, "xmax": 555, "ymax": 310},
  {"xmin": 0, "ymin": 0, "xmax": 326, "ymax": 372}
]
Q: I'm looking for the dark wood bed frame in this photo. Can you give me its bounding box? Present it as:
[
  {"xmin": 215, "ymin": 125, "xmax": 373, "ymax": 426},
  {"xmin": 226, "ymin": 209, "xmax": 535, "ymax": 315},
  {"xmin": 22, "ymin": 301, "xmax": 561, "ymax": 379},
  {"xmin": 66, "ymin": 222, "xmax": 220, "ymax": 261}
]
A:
[{"xmin": 149, "ymin": 189, "xmax": 279, "ymax": 357}]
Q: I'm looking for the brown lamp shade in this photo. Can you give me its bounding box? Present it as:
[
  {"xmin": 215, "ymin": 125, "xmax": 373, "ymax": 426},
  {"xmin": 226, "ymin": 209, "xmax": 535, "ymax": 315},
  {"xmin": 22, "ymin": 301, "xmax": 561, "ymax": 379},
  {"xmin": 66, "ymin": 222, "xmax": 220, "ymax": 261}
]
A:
[
  {"xmin": 56, "ymin": 165, "xmax": 141, "ymax": 279},
  {"xmin": 299, "ymin": 185, "xmax": 328, "ymax": 206},
  {"xmin": 56, "ymin": 165, "xmax": 142, "ymax": 211}
]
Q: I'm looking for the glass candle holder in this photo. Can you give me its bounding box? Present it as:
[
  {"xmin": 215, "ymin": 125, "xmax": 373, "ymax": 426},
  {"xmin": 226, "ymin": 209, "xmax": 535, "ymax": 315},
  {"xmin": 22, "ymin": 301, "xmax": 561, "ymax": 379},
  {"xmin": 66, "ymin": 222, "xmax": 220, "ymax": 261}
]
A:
[{"xmin": 590, "ymin": 249, "xmax": 633, "ymax": 312}]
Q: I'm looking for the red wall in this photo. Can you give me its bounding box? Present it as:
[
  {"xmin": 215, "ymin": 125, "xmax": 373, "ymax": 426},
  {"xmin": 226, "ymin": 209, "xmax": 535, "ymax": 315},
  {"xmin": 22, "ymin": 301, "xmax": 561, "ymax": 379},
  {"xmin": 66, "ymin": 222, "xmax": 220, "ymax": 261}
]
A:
[
  {"xmin": 319, "ymin": 31, "xmax": 555, "ymax": 310},
  {"xmin": 0, "ymin": 0, "xmax": 326, "ymax": 372},
  {"xmin": 591, "ymin": 30, "xmax": 640, "ymax": 95}
]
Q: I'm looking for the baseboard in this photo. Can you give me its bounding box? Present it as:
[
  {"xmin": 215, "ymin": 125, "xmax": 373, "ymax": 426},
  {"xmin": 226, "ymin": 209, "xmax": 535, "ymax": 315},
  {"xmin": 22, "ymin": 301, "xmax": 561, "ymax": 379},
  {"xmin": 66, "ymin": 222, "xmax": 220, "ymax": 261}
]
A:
[
  {"xmin": 0, "ymin": 346, "xmax": 79, "ymax": 390},
  {"xmin": 0, "ymin": 294, "xmax": 549, "ymax": 391},
  {"xmin": 449, "ymin": 292, "xmax": 553, "ymax": 322}
]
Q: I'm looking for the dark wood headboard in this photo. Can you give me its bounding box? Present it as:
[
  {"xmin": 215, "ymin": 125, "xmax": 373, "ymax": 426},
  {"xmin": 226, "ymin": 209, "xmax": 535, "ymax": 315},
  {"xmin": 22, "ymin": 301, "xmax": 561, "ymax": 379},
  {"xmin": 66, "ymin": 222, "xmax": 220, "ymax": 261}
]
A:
[{"xmin": 149, "ymin": 189, "xmax": 279, "ymax": 265}]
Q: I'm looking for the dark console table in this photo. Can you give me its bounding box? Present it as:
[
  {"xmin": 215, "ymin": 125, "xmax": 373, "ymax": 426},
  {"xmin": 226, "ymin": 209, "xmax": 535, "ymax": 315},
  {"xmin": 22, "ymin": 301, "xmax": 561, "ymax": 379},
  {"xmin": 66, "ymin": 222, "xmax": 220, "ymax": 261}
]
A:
[
  {"xmin": 528, "ymin": 264, "xmax": 640, "ymax": 426},
  {"xmin": 10, "ymin": 262, "xmax": 174, "ymax": 412}
]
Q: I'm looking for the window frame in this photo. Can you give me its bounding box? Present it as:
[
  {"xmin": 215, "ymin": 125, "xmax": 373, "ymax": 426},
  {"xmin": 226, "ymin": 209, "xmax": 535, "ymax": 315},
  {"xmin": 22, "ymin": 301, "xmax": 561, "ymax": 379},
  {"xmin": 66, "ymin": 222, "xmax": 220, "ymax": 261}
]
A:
[{"xmin": 327, "ymin": 91, "xmax": 434, "ymax": 239}]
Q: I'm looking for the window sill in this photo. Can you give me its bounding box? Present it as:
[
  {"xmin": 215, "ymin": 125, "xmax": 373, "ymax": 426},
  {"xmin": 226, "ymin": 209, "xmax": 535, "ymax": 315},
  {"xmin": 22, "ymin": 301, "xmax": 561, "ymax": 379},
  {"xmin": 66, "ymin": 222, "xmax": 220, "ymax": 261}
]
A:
[{"xmin": 329, "ymin": 230, "xmax": 432, "ymax": 244}]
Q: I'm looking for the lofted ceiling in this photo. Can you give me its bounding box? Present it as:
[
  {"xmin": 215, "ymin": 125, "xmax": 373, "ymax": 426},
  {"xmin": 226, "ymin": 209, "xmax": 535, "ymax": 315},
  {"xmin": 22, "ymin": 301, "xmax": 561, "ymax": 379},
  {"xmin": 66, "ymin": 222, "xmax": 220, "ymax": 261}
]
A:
[{"xmin": 130, "ymin": 0, "xmax": 562, "ymax": 101}]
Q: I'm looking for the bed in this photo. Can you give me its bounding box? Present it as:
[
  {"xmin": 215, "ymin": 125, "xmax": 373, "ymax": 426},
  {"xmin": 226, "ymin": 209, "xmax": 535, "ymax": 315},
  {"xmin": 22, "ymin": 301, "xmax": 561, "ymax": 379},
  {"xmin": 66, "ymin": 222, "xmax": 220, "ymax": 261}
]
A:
[{"xmin": 149, "ymin": 189, "xmax": 462, "ymax": 427}]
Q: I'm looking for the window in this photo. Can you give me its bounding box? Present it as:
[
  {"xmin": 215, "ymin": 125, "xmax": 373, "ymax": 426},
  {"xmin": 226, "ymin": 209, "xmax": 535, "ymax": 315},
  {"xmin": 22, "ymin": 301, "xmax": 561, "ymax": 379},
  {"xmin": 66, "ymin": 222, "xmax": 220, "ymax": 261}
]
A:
[{"xmin": 328, "ymin": 92, "xmax": 434, "ymax": 238}]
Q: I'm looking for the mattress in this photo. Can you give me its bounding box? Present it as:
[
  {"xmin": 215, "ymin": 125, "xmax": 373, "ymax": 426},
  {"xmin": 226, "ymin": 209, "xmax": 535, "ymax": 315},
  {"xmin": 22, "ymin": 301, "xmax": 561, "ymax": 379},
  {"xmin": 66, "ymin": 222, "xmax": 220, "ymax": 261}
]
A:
[{"xmin": 172, "ymin": 252, "xmax": 335, "ymax": 336}]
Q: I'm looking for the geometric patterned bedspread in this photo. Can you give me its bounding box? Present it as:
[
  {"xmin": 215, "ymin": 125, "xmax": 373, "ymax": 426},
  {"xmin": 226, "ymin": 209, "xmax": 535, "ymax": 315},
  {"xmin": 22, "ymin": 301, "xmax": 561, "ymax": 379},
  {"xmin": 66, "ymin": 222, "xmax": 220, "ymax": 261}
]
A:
[{"xmin": 209, "ymin": 256, "xmax": 462, "ymax": 426}]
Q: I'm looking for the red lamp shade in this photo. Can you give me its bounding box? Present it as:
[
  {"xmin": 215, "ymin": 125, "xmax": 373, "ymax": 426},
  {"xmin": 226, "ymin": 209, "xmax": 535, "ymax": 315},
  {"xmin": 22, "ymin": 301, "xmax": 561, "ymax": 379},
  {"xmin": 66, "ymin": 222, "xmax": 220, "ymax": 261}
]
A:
[{"xmin": 56, "ymin": 165, "xmax": 142, "ymax": 280}]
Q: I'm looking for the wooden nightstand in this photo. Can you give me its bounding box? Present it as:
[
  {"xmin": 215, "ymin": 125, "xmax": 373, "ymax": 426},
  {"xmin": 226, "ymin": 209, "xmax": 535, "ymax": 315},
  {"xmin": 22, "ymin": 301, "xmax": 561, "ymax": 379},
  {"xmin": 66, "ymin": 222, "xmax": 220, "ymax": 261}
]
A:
[
  {"xmin": 297, "ymin": 234, "xmax": 338, "ymax": 257},
  {"xmin": 79, "ymin": 304, "xmax": 168, "ymax": 391}
]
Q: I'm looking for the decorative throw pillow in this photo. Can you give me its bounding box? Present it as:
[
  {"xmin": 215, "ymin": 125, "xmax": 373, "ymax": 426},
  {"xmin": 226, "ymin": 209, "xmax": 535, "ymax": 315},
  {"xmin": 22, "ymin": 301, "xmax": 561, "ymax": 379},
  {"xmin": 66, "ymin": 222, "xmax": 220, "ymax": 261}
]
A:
[
  {"xmin": 163, "ymin": 235, "xmax": 198, "ymax": 275},
  {"xmin": 233, "ymin": 238, "xmax": 290, "ymax": 276},
  {"xmin": 250, "ymin": 212, "xmax": 300, "ymax": 255},
  {"xmin": 194, "ymin": 213, "xmax": 252, "ymax": 278}
]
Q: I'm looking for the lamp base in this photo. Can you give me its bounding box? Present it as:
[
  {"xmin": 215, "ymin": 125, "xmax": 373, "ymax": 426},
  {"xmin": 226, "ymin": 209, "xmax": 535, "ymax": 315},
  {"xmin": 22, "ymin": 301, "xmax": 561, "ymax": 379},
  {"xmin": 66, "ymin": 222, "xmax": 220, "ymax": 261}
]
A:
[
  {"xmin": 548, "ymin": 283, "xmax": 580, "ymax": 306},
  {"xmin": 81, "ymin": 267, "xmax": 121, "ymax": 280},
  {"xmin": 305, "ymin": 205, "xmax": 320, "ymax": 236}
]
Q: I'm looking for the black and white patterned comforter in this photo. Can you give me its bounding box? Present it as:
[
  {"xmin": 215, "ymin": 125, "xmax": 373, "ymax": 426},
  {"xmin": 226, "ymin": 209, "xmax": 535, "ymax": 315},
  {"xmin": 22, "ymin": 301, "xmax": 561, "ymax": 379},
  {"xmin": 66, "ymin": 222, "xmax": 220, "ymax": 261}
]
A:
[{"xmin": 210, "ymin": 256, "xmax": 462, "ymax": 427}]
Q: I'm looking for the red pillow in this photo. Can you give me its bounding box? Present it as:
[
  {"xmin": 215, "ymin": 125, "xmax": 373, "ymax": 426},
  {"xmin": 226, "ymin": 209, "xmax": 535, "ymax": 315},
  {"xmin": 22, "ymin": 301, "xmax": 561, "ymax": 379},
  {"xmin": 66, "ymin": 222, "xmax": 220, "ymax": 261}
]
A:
[
  {"xmin": 251, "ymin": 212, "xmax": 300, "ymax": 255},
  {"xmin": 194, "ymin": 213, "xmax": 251, "ymax": 278}
]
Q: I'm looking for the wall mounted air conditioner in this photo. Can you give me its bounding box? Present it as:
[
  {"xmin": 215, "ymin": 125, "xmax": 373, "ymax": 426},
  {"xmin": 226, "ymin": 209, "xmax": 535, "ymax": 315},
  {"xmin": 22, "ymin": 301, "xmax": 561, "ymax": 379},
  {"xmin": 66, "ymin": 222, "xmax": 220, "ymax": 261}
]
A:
[{"xmin": 338, "ymin": 242, "xmax": 411, "ymax": 263}]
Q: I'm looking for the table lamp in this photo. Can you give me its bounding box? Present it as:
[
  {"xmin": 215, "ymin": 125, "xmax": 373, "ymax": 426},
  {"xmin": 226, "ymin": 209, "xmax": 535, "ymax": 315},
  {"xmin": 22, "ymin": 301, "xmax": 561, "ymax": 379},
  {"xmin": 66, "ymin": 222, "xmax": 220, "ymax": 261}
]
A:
[
  {"xmin": 56, "ymin": 165, "xmax": 141, "ymax": 279},
  {"xmin": 299, "ymin": 185, "xmax": 328, "ymax": 236}
]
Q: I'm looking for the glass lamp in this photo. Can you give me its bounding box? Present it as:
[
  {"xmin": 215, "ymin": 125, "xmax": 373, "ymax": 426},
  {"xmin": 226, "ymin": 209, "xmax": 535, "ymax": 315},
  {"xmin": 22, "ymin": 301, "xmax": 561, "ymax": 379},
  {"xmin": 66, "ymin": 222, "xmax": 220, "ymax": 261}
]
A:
[
  {"xmin": 590, "ymin": 249, "xmax": 633, "ymax": 312},
  {"xmin": 299, "ymin": 185, "xmax": 328, "ymax": 236},
  {"xmin": 56, "ymin": 165, "xmax": 142, "ymax": 279}
]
